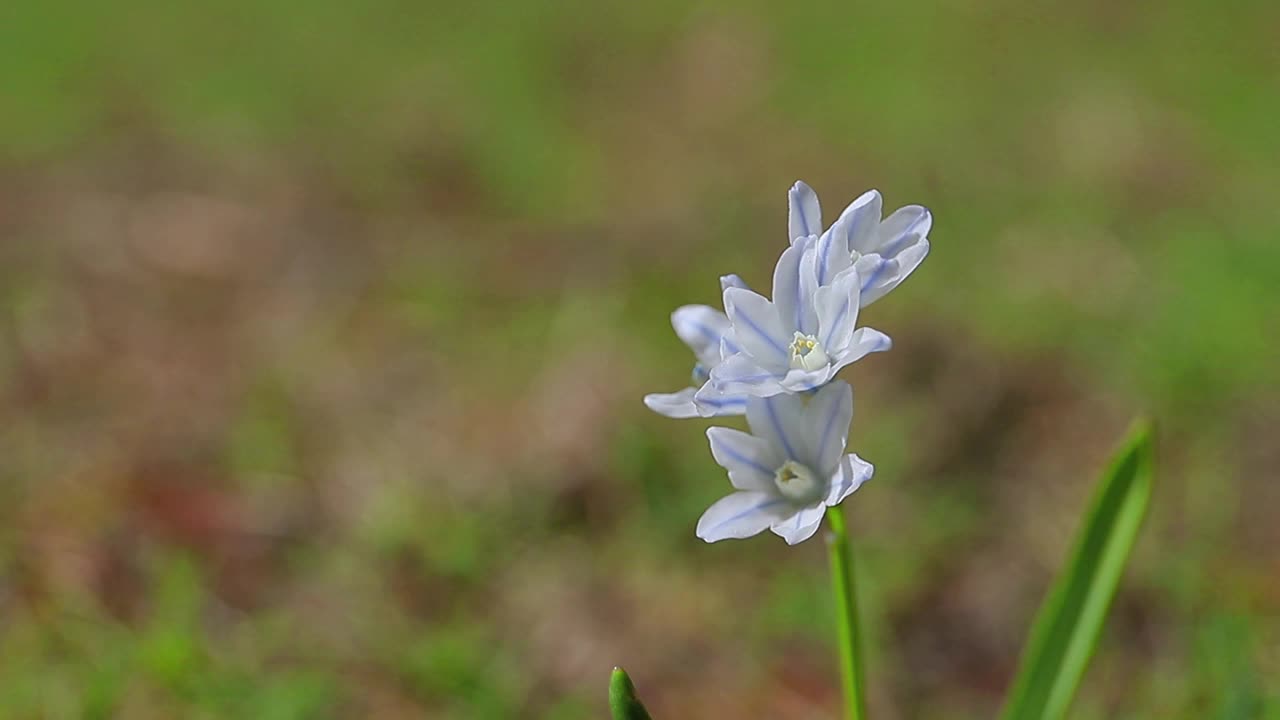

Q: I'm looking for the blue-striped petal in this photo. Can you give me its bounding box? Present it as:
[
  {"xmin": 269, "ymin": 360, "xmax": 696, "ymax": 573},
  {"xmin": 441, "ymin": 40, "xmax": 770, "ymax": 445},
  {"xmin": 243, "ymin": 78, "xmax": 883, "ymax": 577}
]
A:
[
  {"xmin": 788, "ymin": 180, "xmax": 822, "ymax": 243},
  {"xmin": 814, "ymin": 222, "xmax": 854, "ymax": 288},
  {"xmin": 830, "ymin": 327, "xmax": 892, "ymax": 373},
  {"xmin": 770, "ymin": 502, "xmax": 826, "ymax": 545},
  {"xmin": 778, "ymin": 366, "xmax": 835, "ymax": 394},
  {"xmin": 643, "ymin": 388, "xmax": 700, "ymax": 419},
  {"xmin": 745, "ymin": 392, "xmax": 807, "ymax": 462},
  {"xmin": 723, "ymin": 287, "xmax": 790, "ymax": 365},
  {"xmin": 875, "ymin": 205, "xmax": 931, "ymax": 258},
  {"xmin": 836, "ymin": 190, "xmax": 883, "ymax": 255},
  {"xmin": 815, "ymin": 267, "xmax": 862, "ymax": 353},
  {"xmin": 860, "ymin": 238, "xmax": 930, "ymax": 307},
  {"xmin": 806, "ymin": 381, "xmax": 853, "ymax": 475},
  {"xmin": 671, "ymin": 305, "xmax": 731, "ymax": 368},
  {"xmin": 854, "ymin": 253, "xmax": 888, "ymax": 293},
  {"xmin": 709, "ymin": 352, "xmax": 785, "ymax": 397},
  {"xmin": 707, "ymin": 427, "xmax": 782, "ymax": 491},
  {"xmin": 692, "ymin": 383, "xmax": 748, "ymax": 417},
  {"xmin": 720, "ymin": 273, "xmax": 749, "ymax": 291},
  {"xmin": 771, "ymin": 242, "xmax": 806, "ymax": 339},
  {"xmin": 696, "ymin": 491, "xmax": 791, "ymax": 542},
  {"xmin": 825, "ymin": 454, "xmax": 874, "ymax": 507},
  {"xmin": 797, "ymin": 240, "xmax": 821, "ymax": 335}
]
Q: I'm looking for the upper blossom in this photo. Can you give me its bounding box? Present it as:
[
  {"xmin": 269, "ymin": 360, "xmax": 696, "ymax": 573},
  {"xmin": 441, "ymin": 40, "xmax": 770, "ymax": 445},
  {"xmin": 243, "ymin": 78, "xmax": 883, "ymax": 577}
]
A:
[
  {"xmin": 788, "ymin": 180, "xmax": 932, "ymax": 306},
  {"xmin": 643, "ymin": 275, "xmax": 752, "ymax": 418},
  {"xmin": 709, "ymin": 242, "xmax": 891, "ymax": 398}
]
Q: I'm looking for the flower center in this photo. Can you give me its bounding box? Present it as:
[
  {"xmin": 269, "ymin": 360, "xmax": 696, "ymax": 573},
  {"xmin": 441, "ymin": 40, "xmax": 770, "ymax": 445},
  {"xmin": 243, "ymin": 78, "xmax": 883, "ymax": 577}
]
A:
[
  {"xmin": 788, "ymin": 332, "xmax": 830, "ymax": 371},
  {"xmin": 774, "ymin": 460, "xmax": 823, "ymax": 503}
]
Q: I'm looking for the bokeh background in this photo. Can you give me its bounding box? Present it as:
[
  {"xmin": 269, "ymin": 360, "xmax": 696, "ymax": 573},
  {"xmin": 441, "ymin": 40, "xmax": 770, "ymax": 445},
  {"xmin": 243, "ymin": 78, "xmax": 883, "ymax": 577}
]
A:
[{"xmin": 2, "ymin": 2, "xmax": 1278, "ymax": 718}]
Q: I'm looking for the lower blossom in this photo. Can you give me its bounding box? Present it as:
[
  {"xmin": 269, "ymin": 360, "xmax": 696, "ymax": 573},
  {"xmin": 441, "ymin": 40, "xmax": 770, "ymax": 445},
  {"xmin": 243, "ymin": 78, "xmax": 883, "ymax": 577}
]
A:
[{"xmin": 696, "ymin": 381, "xmax": 874, "ymax": 545}]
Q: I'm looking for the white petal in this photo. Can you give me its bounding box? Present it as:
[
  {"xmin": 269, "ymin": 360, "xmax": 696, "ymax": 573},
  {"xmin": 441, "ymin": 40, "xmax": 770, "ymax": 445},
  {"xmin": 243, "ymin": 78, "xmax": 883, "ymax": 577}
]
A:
[
  {"xmin": 853, "ymin": 251, "xmax": 887, "ymax": 291},
  {"xmin": 813, "ymin": 223, "xmax": 854, "ymax": 288},
  {"xmin": 771, "ymin": 242, "xmax": 806, "ymax": 339},
  {"xmin": 825, "ymin": 454, "xmax": 873, "ymax": 507},
  {"xmin": 860, "ymin": 238, "xmax": 930, "ymax": 307},
  {"xmin": 643, "ymin": 389, "xmax": 700, "ymax": 419},
  {"xmin": 717, "ymin": 334, "xmax": 739, "ymax": 362},
  {"xmin": 745, "ymin": 392, "xmax": 807, "ymax": 462},
  {"xmin": 697, "ymin": 491, "xmax": 791, "ymax": 542},
  {"xmin": 709, "ymin": 352, "xmax": 785, "ymax": 397},
  {"xmin": 720, "ymin": 273, "xmax": 749, "ymax": 291},
  {"xmin": 778, "ymin": 366, "xmax": 835, "ymax": 394},
  {"xmin": 707, "ymin": 427, "xmax": 782, "ymax": 491},
  {"xmin": 830, "ymin": 327, "xmax": 892, "ymax": 373},
  {"xmin": 856, "ymin": 254, "xmax": 896, "ymax": 305},
  {"xmin": 796, "ymin": 239, "xmax": 821, "ymax": 335},
  {"xmin": 723, "ymin": 287, "xmax": 790, "ymax": 366},
  {"xmin": 770, "ymin": 502, "xmax": 827, "ymax": 545},
  {"xmin": 835, "ymin": 190, "xmax": 883, "ymax": 255},
  {"xmin": 788, "ymin": 180, "xmax": 822, "ymax": 243},
  {"xmin": 876, "ymin": 206, "xmax": 932, "ymax": 257},
  {"xmin": 806, "ymin": 381, "xmax": 853, "ymax": 475},
  {"xmin": 815, "ymin": 267, "xmax": 862, "ymax": 354},
  {"xmin": 896, "ymin": 238, "xmax": 930, "ymax": 279},
  {"xmin": 672, "ymin": 305, "xmax": 731, "ymax": 368},
  {"xmin": 693, "ymin": 383, "xmax": 749, "ymax": 417}
]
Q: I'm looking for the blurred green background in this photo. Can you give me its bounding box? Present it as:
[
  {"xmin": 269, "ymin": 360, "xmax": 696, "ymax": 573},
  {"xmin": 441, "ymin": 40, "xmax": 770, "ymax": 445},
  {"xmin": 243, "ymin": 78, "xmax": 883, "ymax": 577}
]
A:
[{"xmin": 1, "ymin": 1, "xmax": 1277, "ymax": 718}]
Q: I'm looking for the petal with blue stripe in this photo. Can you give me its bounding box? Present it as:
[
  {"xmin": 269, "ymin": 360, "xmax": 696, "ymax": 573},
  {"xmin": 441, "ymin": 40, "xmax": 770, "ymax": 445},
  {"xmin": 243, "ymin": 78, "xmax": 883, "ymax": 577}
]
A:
[
  {"xmin": 671, "ymin": 305, "xmax": 731, "ymax": 368},
  {"xmin": 709, "ymin": 352, "xmax": 784, "ymax": 397},
  {"xmin": 723, "ymin": 287, "xmax": 790, "ymax": 365},
  {"xmin": 696, "ymin": 491, "xmax": 791, "ymax": 542},
  {"xmin": 745, "ymin": 392, "xmax": 807, "ymax": 462},
  {"xmin": 707, "ymin": 427, "xmax": 782, "ymax": 491},
  {"xmin": 815, "ymin": 267, "xmax": 862, "ymax": 354},
  {"xmin": 770, "ymin": 502, "xmax": 826, "ymax": 545},
  {"xmin": 771, "ymin": 242, "xmax": 806, "ymax": 339},
  {"xmin": 643, "ymin": 388, "xmax": 700, "ymax": 419},
  {"xmin": 875, "ymin": 205, "xmax": 931, "ymax": 257},
  {"xmin": 788, "ymin": 180, "xmax": 822, "ymax": 243},
  {"xmin": 860, "ymin": 238, "xmax": 930, "ymax": 307},
  {"xmin": 693, "ymin": 383, "xmax": 748, "ymax": 417},
  {"xmin": 830, "ymin": 327, "xmax": 892, "ymax": 373},
  {"xmin": 720, "ymin": 273, "xmax": 749, "ymax": 291},
  {"xmin": 814, "ymin": 221, "xmax": 854, "ymax": 287},
  {"xmin": 836, "ymin": 189, "xmax": 883, "ymax": 255},
  {"xmin": 825, "ymin": 454, "xmax": 874, "ymax": 507},
  {"xmin": 806, "ymin": 381, "xmax": 854, "ymax": 475}
]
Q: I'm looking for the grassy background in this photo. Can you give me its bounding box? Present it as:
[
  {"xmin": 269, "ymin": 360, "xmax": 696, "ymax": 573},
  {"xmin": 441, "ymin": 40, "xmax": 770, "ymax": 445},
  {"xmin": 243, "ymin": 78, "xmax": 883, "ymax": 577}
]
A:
[{"xmin": 1, "ymin": 1, "xmax": 1277, "ymax": 718}]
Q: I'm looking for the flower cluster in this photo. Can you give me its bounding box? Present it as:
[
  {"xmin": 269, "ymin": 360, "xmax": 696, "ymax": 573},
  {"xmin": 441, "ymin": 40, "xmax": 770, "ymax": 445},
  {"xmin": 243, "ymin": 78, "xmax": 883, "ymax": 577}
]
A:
[{"xmin": 645, "ymin": 181, "xmax": 931, "ymax": 544}]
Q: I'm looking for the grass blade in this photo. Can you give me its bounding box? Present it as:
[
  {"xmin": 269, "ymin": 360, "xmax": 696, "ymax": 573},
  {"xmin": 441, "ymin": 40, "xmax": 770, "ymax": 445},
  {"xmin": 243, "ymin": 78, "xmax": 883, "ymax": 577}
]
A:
[
  {"xmin": 1000, "ymin": 419, "xmax": 1155, "ymax": 720},
  {"xmin": 609, "ymin": 667, "xmax": 653, "ymax": 720}
]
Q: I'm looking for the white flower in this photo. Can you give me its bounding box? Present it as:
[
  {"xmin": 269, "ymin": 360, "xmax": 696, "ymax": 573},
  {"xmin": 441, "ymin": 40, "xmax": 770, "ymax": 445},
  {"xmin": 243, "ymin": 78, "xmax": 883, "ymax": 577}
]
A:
[
  {"xmin": 643, "ymin": 275, "xmax": 752, "ymax": 418},
  {"xmin": 696, "ymin": 381, "xmax": 874, "ymax": 545},
  {"xmin": 709, "ymin": 242, "xmax": 891, "ymax": 398},
  {"xmin": 788, "ymin": 180, "xmax": 932, "ymax": 306}
]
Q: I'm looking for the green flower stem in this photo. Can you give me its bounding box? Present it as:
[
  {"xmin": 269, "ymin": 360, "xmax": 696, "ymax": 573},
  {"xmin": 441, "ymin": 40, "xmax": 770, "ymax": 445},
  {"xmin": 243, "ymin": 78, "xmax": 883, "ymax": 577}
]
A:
[{"xmin": 826, "ymin": 506, "xmax": 867, "ymax": 720}]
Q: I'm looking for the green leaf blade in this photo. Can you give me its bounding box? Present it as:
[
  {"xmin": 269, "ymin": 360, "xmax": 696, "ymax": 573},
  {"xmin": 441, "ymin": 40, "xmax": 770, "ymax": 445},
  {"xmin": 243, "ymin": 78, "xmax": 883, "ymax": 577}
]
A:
[
  {"xmin": 609, "ymin": 667, "xmax": 653, "ymax": 720},
  {"xmin": 1001, "ymin": 419, "xmax": 1155, "ymax": 720}
]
